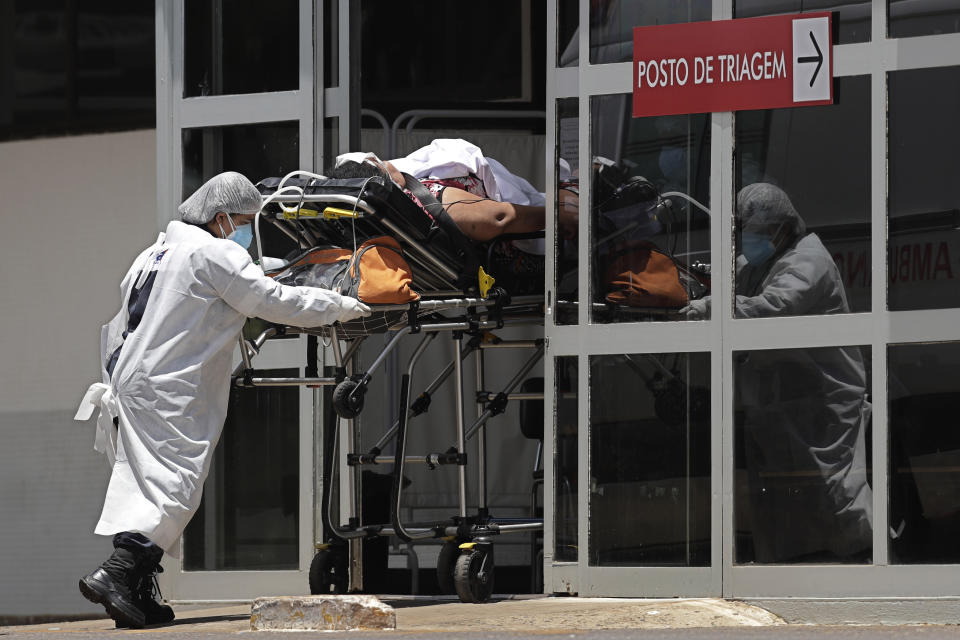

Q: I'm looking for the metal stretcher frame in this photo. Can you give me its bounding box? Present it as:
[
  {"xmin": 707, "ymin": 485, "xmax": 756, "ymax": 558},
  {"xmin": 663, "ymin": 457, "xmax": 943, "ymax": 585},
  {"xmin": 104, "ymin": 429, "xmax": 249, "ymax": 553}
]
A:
[{"xmin": 230, "ymin": 175, "xmax": 546, "ymax": 602}]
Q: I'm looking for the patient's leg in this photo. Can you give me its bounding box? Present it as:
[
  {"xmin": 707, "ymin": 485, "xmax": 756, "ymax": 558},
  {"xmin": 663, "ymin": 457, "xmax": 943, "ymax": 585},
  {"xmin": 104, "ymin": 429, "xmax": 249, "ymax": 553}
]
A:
[{"xmin": 441, "ymin": 186, "xmax": 545, "ymax": 243}]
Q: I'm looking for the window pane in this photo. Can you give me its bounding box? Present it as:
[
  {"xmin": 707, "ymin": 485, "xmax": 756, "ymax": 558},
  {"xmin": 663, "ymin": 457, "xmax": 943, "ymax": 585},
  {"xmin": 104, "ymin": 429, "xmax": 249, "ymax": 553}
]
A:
[
  {"xmin": 555, "ymin": 98, "xmax": 579, "ymax": 325},
  {"xmin": 888, "ymin": 66, "xmax": 960, "ymax": 311},
  {"xmin": 889, "ymin": 342, "xmax": 960, "ymax": 564},
  {"xmin": 1, "ymin": 0, "xmax": 154, "ymax": 142},
  {"xmin": 360, "ymin": 1, "xmax": 537, "ymax": 110},
  {"xmin": 735, "ymin": 1, "xmax": 871, "ymax": 44},
  {"xmin": 589, "ymin": 353, "xmax": 711, "ymax": 566},
  {"xmin": 555, "ymin": 356, "xmax": 578, "ymax": 562},
  {"xmin": 590, "ymin": 1, "xmax": 711, "ymax": 65},
  {"xmin": 734, "ymin": 75, "xmax": 871, "ymax": 316},
  {"xmin": 184, "ymin": 369, "xmax": 300, "ymax": 570},
  {"xmin": 889, "ymin": 0, "xmax": 960, "ymax": 38},
  {"xmin": 324, "ymin": 0, "xmax": 338, "ymax": 88},
  {"xmin": 184, "ymin": 0, "xmax": 299, "ymax": 97},
  {"xmin": 557, "ymin": 0, "xmax": 578, "ymax": 67},
  {"xmin": 590, "ymin": 95, "xmax": 711, "ymax": 324},
  {"xmin": 182, "ymin": 121, "xmax": 300, "ymax": 260},
  {"xmin": 734, "ymin": 346, "xmax": 873, "ymax": 564},
  {"xmin": 322, "ymin": 116, "xmax": 340, "ymax": 173}
]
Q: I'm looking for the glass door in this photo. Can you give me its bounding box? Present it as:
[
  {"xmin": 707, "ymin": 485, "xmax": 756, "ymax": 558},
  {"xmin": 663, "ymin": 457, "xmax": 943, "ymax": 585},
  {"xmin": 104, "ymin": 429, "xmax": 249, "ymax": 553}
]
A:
[
  {"xmin": 548, "ymin": 0, "xmax": 960, "ymax": 600},
  {"xmin": 155, "ymin": 0, "xmax": 353, "ymax": 600},
  {"xmin": 544, "ymin": 0, "xmax": 722, "ymax": 597}
]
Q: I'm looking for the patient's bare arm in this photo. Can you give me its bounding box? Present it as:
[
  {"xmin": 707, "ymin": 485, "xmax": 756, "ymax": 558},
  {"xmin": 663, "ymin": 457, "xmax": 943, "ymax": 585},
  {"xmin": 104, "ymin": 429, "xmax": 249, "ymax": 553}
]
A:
[
  {"xmin": 441, "ymin": 186, "xmax": 546, "ymax": 243},
  {"xmin": 380, "ymin": 161, "xmax": 406, "ymax": 186}
]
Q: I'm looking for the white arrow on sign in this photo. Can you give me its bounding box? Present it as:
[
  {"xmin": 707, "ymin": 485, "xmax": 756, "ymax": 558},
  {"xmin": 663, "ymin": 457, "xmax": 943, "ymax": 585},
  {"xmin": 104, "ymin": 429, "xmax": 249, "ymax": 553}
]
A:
[{"xmin": 792, "ymin": 16, "xmax": 831, "ymax": 102}]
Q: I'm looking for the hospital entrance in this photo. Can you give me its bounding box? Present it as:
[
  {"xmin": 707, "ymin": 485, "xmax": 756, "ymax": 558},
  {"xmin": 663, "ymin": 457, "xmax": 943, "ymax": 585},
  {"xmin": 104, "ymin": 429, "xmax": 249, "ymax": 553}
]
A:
[{"xmin": 151, "ymin": 0, "xmax": 960, "ymax": 603}]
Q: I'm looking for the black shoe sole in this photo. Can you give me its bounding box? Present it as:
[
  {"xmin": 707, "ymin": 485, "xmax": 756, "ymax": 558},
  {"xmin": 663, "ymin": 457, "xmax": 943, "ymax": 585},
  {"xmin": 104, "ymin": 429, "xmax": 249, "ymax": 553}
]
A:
[{"xmin": 79, "ymin": 575, "xmax": 146, "ymax": 629}]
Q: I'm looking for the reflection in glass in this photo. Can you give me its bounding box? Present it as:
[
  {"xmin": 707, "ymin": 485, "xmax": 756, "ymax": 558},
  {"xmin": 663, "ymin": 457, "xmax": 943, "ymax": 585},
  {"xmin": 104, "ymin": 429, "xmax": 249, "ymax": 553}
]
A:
[
  {"xmin": 324, "ymin": 0, "xmax": 338, "ymax": 88},
  {"xmin": 735, "ymin": 1, "xmax": 871, "ymax": 44},
  {"xmin": 889, "ymin": 0, "xmax": 960, "ymax": 38},
  {"xmin": 590, "ymin": 95, "xmax": 711, "ymax": 324},
  {"xmin": 555, "ymin": 99, "xmax": 579, "ymax": 325},
  {"xmin": 729, "ymin": 185, "xmax": 854, "ymax": 319},
  {"xmin": 589, "ymin": 353, "xmax": 710, "ymax": 566},
  {"xmin": 555, "ymin": 357, "xmax": 578, "ymax": 562},
  {"xmin": 184, "ymin": 369, "xmax": 300, "ymax": 570},
  {"xmin": 889, "ymin": 343, "xmax": 960, "ymax": 563},
  {"xmin": 323, "ymin": 117, "xmax": 340, "ymax": 172},
  {"xmin": 888, "ymin": 66, "xmax": 960, "ymax": 311},
  {"xmin": 1, "ymin": 1, "xmax": 155, "ymax": 142},
  {"xmin": 184, "ymin": 0, "xmax": 298, "ymax": 97},
  {"xmin": 733, "ymin": 76, "xmax": 871, "ymax": 313},
  {"xmin": 734, "ymin": 346, "xmax": 873, "ymax": 564},
  {"xmin": 182, "ymin": 122, "xmax": 300, "ymax": 260},
  {"xmin": 557, "ymin": 0, "xmax": 579, "ymax": 68},
  {"xmin": 590, "ymin": 1, "xmax": 711, "ymax": 64},
  {"xmin": 360, "ymin": 1, "xmax": 534, "ymax": 107}
]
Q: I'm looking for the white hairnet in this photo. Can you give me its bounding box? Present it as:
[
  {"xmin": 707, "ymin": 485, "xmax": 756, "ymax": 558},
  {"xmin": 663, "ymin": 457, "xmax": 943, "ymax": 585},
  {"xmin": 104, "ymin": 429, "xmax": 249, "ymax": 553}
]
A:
[
  {"xmin": 178, "ymin": 171, "xmax": 263, "ymax": 224},
  {"xmin": 737, "ymin": 182, "xmax": 806, "ymax": 237}
]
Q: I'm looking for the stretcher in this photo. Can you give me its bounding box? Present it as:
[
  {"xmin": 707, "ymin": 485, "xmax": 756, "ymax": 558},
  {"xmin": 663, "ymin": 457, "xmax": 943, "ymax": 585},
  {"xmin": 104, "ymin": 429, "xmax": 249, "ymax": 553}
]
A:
[{"xmin": 233, "ymin": 169, "xmax": 547, "ymax": 603}]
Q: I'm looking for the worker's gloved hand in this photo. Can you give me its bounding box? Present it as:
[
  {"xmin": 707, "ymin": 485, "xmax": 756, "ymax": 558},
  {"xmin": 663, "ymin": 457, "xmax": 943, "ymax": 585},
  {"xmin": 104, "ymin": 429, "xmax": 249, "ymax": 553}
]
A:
[
  {"xmin": 678, "ymin": 297, "xmax": 710, "ymax": 320},
  {"xmin": 337, "ymin": 296, "xmax": 371, "ymax": 322},
  {"xmin": 259, "ymin": 256, "xmax": 287, "ymax": 272}
]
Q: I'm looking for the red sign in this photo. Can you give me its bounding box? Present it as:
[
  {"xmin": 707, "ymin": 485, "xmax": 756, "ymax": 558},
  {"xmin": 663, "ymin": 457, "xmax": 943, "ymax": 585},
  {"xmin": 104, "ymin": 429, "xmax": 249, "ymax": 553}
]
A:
[{"xmin": 632, "ymin": 13, "xmax": 833, "ymax": 118}]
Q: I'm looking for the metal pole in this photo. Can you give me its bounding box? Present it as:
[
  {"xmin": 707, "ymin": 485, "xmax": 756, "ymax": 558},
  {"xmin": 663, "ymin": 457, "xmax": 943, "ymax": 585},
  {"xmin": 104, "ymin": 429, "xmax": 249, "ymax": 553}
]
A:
[
  {"xmin": 348, "ymin": 350, "xmax": 362, "ymax": 592},
  {"xmin": 453, "ymin": 335, "xmax": 468, "ymax": 519},
  {"xmin": 391, "ymin": 337, "xmax": 441, "ymax": 541},
  {"xmin": 476, "ymin": 347, "xmax": 488, "ymax": 513}
]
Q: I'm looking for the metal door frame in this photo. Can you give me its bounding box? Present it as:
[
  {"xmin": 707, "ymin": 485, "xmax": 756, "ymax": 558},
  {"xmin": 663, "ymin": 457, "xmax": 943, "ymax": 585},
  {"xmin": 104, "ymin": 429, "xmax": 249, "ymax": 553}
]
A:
[{"xmin": 155, "ymin": 0, "xmax": 354, "ymax": 600}]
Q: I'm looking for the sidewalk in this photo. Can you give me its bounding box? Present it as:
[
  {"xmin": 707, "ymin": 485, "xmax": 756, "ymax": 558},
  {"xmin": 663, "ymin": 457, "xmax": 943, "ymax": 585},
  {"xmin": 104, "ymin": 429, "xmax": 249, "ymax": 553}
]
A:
[{"xmin": 1, "ymin": 595, "xmax": 784, "ymax": 635}]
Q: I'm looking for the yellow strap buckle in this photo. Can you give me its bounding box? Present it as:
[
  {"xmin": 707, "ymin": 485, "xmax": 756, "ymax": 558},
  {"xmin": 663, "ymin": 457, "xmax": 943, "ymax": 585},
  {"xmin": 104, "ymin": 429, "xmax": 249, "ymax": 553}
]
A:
[
  {"xmin": 281, "ymin": 206, "xmax": 359, "ymax": 220},
  {"xmin": 322, "ymin": 206, "xmax": 359, "ymax": 219},
  {"xmin": 458, "ymin": 542, "xmax": 477, "ymax": 551},
  {"xmin": 282, "ymin": 207, "xmax": 317, "ymax": 219},
  {"xmin": 478, "ymin": 267, "xmax": 495, "ymax": 298}
]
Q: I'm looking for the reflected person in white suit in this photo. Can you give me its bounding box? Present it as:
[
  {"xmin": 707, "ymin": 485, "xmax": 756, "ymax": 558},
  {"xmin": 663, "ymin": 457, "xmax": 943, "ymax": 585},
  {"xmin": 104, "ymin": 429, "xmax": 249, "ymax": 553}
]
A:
[{"xmin": 684, "ymin": 183, "xmax": 873, "ymax": 562}]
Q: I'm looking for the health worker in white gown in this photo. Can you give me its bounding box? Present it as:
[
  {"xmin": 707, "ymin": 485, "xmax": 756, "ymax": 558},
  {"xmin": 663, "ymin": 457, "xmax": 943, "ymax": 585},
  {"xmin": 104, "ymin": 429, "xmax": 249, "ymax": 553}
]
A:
[{"xmin": 75, "ymin": 171, "xmax": 369, "ymax": 628}]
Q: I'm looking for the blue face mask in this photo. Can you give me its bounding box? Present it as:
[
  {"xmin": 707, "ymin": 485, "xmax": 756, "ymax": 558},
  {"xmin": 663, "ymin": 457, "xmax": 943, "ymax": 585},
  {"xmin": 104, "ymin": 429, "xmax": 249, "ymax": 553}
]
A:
[
  {"xmin": 741, "ymin": 231, "xmax": 776, "ymax": 265},
  {"xmin": 228, "ymin": 223, "xmax": 253, "ymax": 249},
  {"xmin": 220, "ymin": 216, "xmax": 253, "ymax": 249}
]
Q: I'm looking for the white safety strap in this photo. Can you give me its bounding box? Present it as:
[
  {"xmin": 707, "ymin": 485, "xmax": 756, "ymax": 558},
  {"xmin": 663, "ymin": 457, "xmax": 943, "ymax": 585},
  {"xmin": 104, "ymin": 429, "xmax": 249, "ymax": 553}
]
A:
[
  {"xmin": 75, "ymin": 382, "xmax": 119, "ymax": 460},
  {"xmin": 75, "ymin": 383, "xmax": 109, "ymax": 421}
]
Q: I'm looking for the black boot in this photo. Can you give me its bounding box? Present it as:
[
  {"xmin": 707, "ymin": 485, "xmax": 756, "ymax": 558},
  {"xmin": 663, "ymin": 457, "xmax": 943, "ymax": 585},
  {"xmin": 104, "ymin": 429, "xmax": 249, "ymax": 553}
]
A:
[
  {"xmin": 131, "ymin": 562, "xmax": 175, "ymax": 626},
  {"xmin": 79, "ymin": 547, "xmax": 146, "ymax": 628}
]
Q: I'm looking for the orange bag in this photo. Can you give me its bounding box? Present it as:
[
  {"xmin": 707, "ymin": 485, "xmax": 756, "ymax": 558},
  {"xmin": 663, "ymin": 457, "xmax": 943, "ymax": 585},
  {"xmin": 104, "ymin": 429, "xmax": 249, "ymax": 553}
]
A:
[
  {"xmin": 603, "ymin": 243, "xmax": 689, "ymax": 309},
  {"xmin": 275, "ymin": 236, "xmax": 419, "ymax": 304}
]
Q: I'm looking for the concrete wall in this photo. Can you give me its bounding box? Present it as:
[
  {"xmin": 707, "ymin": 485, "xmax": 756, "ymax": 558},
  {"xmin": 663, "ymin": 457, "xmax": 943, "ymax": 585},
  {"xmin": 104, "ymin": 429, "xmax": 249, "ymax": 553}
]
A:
[{"xmin": 0, "ymin": 130, "xmax": 157, "ymax": 619}]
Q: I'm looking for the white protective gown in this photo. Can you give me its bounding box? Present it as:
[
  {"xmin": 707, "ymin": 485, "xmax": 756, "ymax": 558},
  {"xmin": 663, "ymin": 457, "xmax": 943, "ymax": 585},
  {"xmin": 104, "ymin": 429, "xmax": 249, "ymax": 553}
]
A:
[
  {"xmin": 683, "ymin": 233, "xmax": 873, "ymax": 561},
  {"xmin": 734, "ymin": 234, "xmax": 873, "ymax": 561},
  {"xmin": 76, "ymin": 221, "xmax": 353, "ymax": 554}
]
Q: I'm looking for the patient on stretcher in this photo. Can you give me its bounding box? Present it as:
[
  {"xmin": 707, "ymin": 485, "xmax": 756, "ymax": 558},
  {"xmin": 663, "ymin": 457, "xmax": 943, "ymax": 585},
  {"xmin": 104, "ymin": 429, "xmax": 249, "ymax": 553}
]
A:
[
  {"xmin": 329, "ymin": 159, "xmax": 545, "ymax": 243},
  {"xmin": 331, "ymin": 138, "xmax": 565, "ymax": 244}
]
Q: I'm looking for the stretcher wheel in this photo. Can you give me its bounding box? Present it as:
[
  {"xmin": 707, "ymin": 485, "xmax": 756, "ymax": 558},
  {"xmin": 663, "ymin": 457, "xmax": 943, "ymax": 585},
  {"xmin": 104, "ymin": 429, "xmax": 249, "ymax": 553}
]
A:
[
  {"xmin": 332, "ymin": 379, "xmax": 365, "ymax": 418},
  {"xmin": 454, "ymin": 547, "xmax": 494, "ymax": 603},
  {"xmin": 309, "ymin": 548, "xmax": 348, "ymax": 594},
  {"xmin": 436, "ymin": 541, "xmax": 459, "ymax": 595}
]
